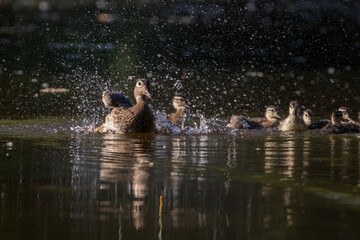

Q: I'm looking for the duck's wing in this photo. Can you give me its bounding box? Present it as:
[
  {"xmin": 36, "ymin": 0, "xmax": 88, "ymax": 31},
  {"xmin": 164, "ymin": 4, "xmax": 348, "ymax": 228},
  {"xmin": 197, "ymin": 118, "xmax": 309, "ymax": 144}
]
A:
[
  {"xmin": 247, "ymin": 120, "xmax": 264, "ymax": 130},
  {"xmin": 308, "ymin": 120, "xmax": 329, "ymax": 130},
  {"xmin": 102, "ymin": 91, "xmax": 133, "ymax": 108},
  {"xmin": 320, "ymin": 123, "xmax": 343, "ymax": 134},
  {"xmin": 343, "ymin": 123, "xmax": 360, "ymax": 133}
]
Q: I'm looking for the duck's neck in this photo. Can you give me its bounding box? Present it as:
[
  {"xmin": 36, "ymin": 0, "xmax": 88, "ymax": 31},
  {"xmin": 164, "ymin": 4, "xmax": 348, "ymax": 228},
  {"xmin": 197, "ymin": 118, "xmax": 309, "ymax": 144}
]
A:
[
  {"xmin": 135, "ymin": 95, "xmax": 147, "ymax": 104},
  {"xmin": 131, "ymin": 95, "xmax": 151, "ymax": 115},
  {"xmin": 169, "ymin": 108, "xmax": 186, "ymax": 123},
  {"xmin": 332, "ymin": 118, "xmax": 341, "ymax": 125},
  {"xmin": 175, "ymin": 107, "xmax": 186, "ymax": 117},
  {"xmin": 267, "ymin": 117, "xmax": 278, "ymax": 122},
  {"xmin": 304, "ymin": 119, "xmax": 312, "ymax": 126}
]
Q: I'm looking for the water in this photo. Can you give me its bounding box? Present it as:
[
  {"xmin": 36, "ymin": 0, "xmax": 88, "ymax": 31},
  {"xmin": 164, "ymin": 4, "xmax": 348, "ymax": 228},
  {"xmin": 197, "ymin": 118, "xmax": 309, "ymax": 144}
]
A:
[{"xmin": 1, "ymin": 119, "xmax": 360, "ymax": 239}]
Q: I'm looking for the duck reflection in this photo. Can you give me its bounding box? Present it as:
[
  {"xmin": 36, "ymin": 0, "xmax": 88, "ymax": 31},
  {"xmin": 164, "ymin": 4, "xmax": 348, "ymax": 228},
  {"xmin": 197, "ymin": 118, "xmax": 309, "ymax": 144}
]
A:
[
  {"xmin": 263, "ymin": 136, "xmax": 298, "ymax": 177},
  {"xmin": 64, "ymin": 133, "xmax": 360, "ymax": 239},
  {"xmin": 328, "ymin": 135, "xmax": 352, "ymax": 181},
  {"xmin": 99, "ymin": 133, "xmax": 155, "ymax": 229}
]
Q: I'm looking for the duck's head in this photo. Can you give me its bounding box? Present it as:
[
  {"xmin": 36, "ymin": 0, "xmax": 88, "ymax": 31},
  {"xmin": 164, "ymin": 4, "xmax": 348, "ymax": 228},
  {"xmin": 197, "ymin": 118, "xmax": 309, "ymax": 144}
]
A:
[
  {"xmin": 288, "ymin": 101, "xmax": 300, "ymax": 116},
  {"xmin": 338, "ymin": 107, "xmax": 354, "ymax": 123},
  {"xmin": 331, "ymin": 110, "xmax": 343, "ymax": 125},
  {"xmin": 134, "ymin": 78, "xmax": 153, "ymax": 102},
  {"xmin": 102, "ymin": 91, "xmax": 112, "ymax": 107},
  {"xmin": 172, "ymin": 94, "xmax": 191, "ymax": 110},
  {"xmin": 265, "ymin": 105, "xmax": 283, "ymax": 121},
  {"xmin": 302, "ymin": 109, "xmax": 314, "ymax": 125}
]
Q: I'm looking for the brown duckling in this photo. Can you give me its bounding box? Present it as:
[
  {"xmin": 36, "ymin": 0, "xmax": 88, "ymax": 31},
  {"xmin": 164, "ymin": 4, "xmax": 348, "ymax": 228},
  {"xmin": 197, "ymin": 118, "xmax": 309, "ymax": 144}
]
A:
[
  {"xmin": 167, "ymin": 94, "xmax": 191, "ymax": 124},
  {"xmin": 249, "ymin": 105, "xmax": 283, "ymax": 128},
  {"xmin": 94, "ymin": 78, "xmax": 156, "ymax": 133},
  {"xmin": 278, "ymin": 101, "xmax": 307, "ymax": 131},
  {"xmin": 226, "ymin": 115, "xmax": 253, "ymax": 129},
  {"xmin": 302, "ymin": 109, "xmax": 329, "ymax": 129},
  {"xmin": 338, "ymin": 107, "xmax": 355, "ymax": 123},
  {"xmin": 321, "ymin": 110, "xmax": 360, "ymax": 134},
  {"xmin": 102, "ymin": 91, "xmax": 132, "ymax": 108}
]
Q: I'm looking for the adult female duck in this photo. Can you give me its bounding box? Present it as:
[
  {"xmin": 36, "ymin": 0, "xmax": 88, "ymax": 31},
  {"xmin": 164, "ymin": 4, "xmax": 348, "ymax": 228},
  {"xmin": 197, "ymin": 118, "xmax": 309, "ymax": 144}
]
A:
[{"xmin": 94, "ymin": 78, "xmax": 156, "ymax": 134}]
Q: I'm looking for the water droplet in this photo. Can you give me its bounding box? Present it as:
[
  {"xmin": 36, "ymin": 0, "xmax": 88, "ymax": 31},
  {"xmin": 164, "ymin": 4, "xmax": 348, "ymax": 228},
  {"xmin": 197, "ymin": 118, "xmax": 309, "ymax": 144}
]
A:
[{"xmin": 327, "ymin": 67, "xmax": 335, "ymax": 74}]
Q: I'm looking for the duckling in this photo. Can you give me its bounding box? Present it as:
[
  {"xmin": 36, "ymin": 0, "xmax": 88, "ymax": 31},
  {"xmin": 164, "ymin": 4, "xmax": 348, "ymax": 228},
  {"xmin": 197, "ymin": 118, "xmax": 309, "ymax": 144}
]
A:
[
  {"xmin": 321, "ymin": 110, "xmax": 360, "ymax": 134},
  {"xmin": 94, "ymin": 78, "xmax": 156, "ymax": 133},
  {"xmin": 249, "ymin": 105, "xmax": 283, "ymax": 128},
  {"xmin": 167, "ymin": 94, "xmax": 191, "ymax": 124},
  {"xmin": 102, "ymin": 91, "xmax": 132, "ymax": 108},
  {"xmin": 302, "ymin": 109, "xmax": 329, "ymax": 129},
  {"xmin": 226, "ymin": 115, "xmax": 253, "ymax": 129},
  {"xmin": 338, "ymin": 107, "xmax": 355, "ymax": 123},
  {"xmin": 277, "ymin": 101, "xmax": 307, "ymax": 131}
]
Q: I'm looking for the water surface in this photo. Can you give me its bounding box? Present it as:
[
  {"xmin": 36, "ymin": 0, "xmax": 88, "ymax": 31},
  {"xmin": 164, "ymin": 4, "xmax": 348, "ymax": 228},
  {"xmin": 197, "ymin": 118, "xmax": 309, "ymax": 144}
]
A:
[{"xmin": 1, "ymin": 119, "xmax": 360, "ymax": 240}]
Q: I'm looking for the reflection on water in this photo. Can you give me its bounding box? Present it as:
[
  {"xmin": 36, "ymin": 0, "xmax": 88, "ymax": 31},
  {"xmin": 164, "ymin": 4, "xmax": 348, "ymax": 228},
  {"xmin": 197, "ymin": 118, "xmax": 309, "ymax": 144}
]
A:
[{"xmin": 1, "ymin": 128, "xmax": 360, "ymax": 239}]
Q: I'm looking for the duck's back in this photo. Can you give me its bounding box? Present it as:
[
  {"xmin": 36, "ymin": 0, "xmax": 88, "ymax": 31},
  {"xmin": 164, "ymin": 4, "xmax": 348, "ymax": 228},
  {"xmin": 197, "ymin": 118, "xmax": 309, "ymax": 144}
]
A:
[
  {"xmin": 321, "ymin": 122, "xmax": 360, "ymax": 134},
  {"xmin": 308, "ymin": 120, "xmax": 329, "ymax": 130},
  {"xmin": 248, "ymin": 117, "xmax": 267, "ymax": 124}
]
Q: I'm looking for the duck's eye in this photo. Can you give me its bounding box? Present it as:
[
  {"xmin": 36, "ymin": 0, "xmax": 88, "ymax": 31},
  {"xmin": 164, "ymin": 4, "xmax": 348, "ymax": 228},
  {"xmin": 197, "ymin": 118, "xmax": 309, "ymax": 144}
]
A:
[{"xmin": 136, "ymin": 81, "xmax": 143, "ymax": 87}]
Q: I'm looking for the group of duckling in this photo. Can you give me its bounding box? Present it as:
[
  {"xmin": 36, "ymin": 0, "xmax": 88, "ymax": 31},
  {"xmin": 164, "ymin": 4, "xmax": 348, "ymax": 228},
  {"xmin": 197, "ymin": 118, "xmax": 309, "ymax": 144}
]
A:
[
  {"xmin": 227, "ymin": 101, "xmax": 360, "ymax": 134},
  {"xmin": 94, "ymin": 78, "xmax": 360, "ymax": 134}
]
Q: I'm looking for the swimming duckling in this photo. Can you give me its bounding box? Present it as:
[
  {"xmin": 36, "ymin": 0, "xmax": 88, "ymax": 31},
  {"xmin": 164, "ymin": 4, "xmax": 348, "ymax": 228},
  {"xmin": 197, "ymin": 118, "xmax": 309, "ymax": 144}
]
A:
[
  {"xmin": 302, "ymin": 109, "xmax": 329, "ymax": 129},
  {"xmin": 338, "ymin": 107, "xmax": 355, "ymax": 123},
  {"xmin": 277, "ymin": 101, "xmax": 307, "ymax": 131},
  {"xmin": 167, "ymin": 94, "xmax": 191, "ymax": 124},
  {"xmin": 226, "ymin": 115, "xmax": 253, "ymax": 129},
  {"xmin": 249, "ymin": 105, "xmax": 283, "ymax": 128},
  {"xmin": 94, "ymin": 78, "xmax": 156, "ymax": 133},
  {"xmin": 102, "ymin": 91, "xmax": 132, "ymax": 108},
  {"xmin": 321, "ymin": 110, "xmax": 360, "ymax": 134}
]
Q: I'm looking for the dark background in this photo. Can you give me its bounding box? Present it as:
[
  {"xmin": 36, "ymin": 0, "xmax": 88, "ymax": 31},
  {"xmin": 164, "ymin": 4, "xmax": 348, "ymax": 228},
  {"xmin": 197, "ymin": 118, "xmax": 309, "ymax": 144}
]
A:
[{"xmin": 1, "ymin": 0, "xmax": 360, "ymax": 119}]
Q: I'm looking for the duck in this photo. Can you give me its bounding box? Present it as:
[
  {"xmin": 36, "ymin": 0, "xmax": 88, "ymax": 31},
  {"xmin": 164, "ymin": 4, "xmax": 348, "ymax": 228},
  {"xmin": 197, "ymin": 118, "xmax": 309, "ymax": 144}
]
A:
[
  {"xmin": 94, "ymin": 78, "xmax": 156, "ymax": 134},
  {"xmin": 277, "ymin": 101, "xmax": 307, "ymax": 131},
  {"xmin": 226, "ymin": 115, "xmax": 254, "ymax": 129},
  {"xmin": 338, "ymin": 107, "xmax": 355, "ymax": 123},
  {"xmin": 321, "ymin": 110, "xmax": 360, "ymax": 134},
  {"xmin": 167, "ymin": 94, "xmax": 191, "ymax": 124},
  {"xmin": 302, "ymin": 109, "xmax": 329, "ymax": 129},
  {"xmin": 249, "ymin": 105, "xmax": 283, "ymax": 128}
]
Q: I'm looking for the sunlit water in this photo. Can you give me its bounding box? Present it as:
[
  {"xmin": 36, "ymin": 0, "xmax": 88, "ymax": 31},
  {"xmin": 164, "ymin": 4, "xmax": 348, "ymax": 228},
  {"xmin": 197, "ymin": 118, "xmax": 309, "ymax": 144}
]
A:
[{"xmin": 1, "ymin": 118, "xmax": 360, "ymax": 240}]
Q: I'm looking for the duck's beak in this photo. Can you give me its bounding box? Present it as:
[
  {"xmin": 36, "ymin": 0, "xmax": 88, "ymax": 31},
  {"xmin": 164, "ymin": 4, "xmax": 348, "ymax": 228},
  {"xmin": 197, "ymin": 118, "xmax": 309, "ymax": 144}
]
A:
[
  {"xmin": 275, "ymin": 114, "xmax": 283, "ymax": 120},
  {"xmin": 226, "ymin": 123, "xmax": 232, "ymax": 128},
  {"xmin": 184, "ymin": 104, "xmax": 192, "ymax": 109},
  {"xmin": 145, "ymin": 89, "xmax": 153, "ymax": 99},
  {"xmin": 345, "ymin": 117, "xmax": 355, "ymax": 123}
]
